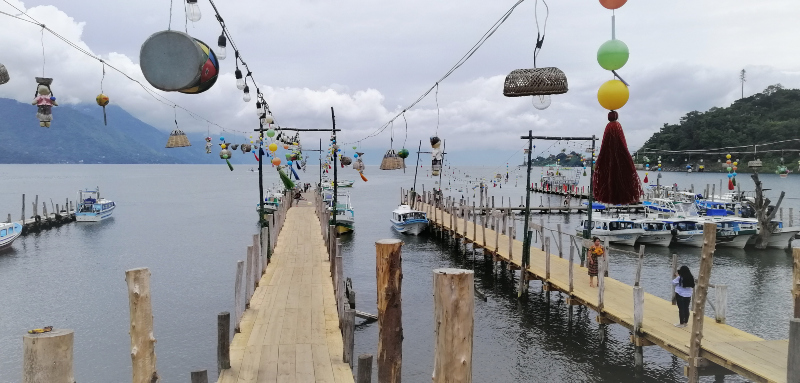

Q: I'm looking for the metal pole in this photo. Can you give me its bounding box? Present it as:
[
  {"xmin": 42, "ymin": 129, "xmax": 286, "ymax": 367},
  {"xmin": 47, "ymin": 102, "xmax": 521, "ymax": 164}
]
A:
[
  {"xmin": 438, "ymin": 140, "xmax": 446, "ymax": 192},
  {"xmin": 257, "ymin": 122, "xmax": 265, "ymax": 226},
  {"xmin": 319, "ymin": 138, "xmax": 322, "ymax": 188},
  {"xmin": 522, "ymin": 130, "xmax": 533, "ymax": 271},
  {"xmin": 413, "ymin": 140, "xmax": 422, "ymax": 193},
  {"xmin": 331, "ymin": 107, "xmax": 338, "ymax": 228},
  {"xmin": 584, "ymin": 135, "xmax": 596, "ymax": 241}
]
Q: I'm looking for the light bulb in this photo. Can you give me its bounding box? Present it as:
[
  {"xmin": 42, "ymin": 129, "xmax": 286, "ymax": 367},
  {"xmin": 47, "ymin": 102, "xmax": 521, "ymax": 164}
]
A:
[
  {"xmin": 235, "ymin": 69, "xmax": 245, "ymax": 90},
  {"xmin": 532, "ymin": 95, "xmax": 551, "ymax": 110},
  {"xmin": 186, "ymin": 0, "xmax": 201, "ymax": 22},
  {"xmin": 243, "ymin": 86, "xmax": 251, "ymax": 102},
  {"xmin": 216, "ymin": 34, "xmax": 227, "ymax": 60},
  {"xmin": 255, "ymin": 101, "xmax": 263, "ymax": 116}
]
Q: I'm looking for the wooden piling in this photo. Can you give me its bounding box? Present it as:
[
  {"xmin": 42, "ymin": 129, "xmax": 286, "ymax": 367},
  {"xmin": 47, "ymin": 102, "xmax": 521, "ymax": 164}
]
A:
[
  {"xmin": 343, "ymin": 308, "xmax": 356, "ymax": 367},
  {"xmin": 245, "ymin": 246, "xmax": 254, "ymax": 307},
  {"xmin": 376, "ymin": 239, "xmax": 403, "ymax": 383},
  {"xmin": 190, "ymin": 370, "xmax": 208, "ymax": 383},
  {"xmin": 714, "ymin": 285, "xmax": 727, "ymax": 324},
  {"xmin": 357, "ymin": 354, "xmax": 373, "ymax": 383},
  {"xmin": 494, "ymin": 214, "xmax": 500, "ymax": 253},
  {"xmin": 217, "ymin": 312, "xmax": 231, "ymax": 371},
  {"xmin": 686, "ymin": 222, "xmax": 717, "ymax": 383},
  {"xmin": 597, "ymin": 257, "xmax": 606, "ymax": 313},
  {"xmin": 568, "ymin": 240, "xmax": 574, "ymax": 293},
  {"xmin": 789, "ymin": 249, "xmax": 800, "ymax": 383},
  {"xmin": 21, "ymin": 193, "xmax": 25, "ymax": 221},
  {"xmin": 124, "ymin": 267, "xmax": 158, "ymax": 383},
  {"xmin": 432, "ymin": 268, "xmax": 474, "ymax": 383},
  {"xmin": 508, "ymin": 211, "xmax": 513, "ymax": 260},
  {"xmin": 557, "ymin": 224, "xmax": 563, "ymax": 258},
  {"xmin": 670, "ymin": 254, "xmax": 678, "ymax": 305},
  {"xmin": 545, "ymin": 237, "xmax": 551, "ymax": 280},
  {"xmin": 234, "ymin": 260, "xmax": 244, "ymax": 332},
  {"xmin": 22, "ymin": 329, "xmax": 74, "ymax": 383}
]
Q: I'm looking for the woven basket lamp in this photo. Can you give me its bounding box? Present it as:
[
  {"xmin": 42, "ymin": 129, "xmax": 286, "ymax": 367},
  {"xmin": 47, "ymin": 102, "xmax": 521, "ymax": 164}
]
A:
[
  {"xmin": 503, "ymin": 67, "xmax": 568, "ymax": 97},
  {"xmin": 166, "ymin": 129, "xmax": 191, "ymax": 148},
  {"xmin": 380, "ymin": 149, "xmax": 405, "ymax": 170}
]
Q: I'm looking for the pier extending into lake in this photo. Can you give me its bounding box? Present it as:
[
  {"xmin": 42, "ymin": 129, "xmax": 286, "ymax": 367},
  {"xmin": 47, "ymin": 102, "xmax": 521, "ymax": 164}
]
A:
[
  {"xmin": 5, "ymin": 193, "xmax": 76, "ymax": 234},
  {"xmin": 217, "ymin": 194, "xmax": 355, "ymax": 383},
  {"xmin": 411, "ymin": 190, "xmax": 792, "ymax": 383}
]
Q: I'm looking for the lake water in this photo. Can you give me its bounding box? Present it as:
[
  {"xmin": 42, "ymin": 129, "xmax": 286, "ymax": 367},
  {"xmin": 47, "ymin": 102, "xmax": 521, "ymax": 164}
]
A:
[{"xmin": 0, "ymin": 164, "xmax": 797, "ymax": 382}]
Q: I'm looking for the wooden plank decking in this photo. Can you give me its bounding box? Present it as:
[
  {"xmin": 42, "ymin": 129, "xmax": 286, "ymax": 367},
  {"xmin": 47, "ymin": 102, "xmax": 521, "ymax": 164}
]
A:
[
  {"xmin": 420, "ymin": 201, "xmax": 788, "ymax": 383},
  {"xmin": 218, "ymin": 204, "xmax": 354, "ymax": 383}
]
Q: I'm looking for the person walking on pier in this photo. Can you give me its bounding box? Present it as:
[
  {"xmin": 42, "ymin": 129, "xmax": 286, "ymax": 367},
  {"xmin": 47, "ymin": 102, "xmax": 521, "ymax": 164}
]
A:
[
  {"xmin": 672, "ymin": 265, "xmax": 695, "ymax": 327},
  {"xmin": 588, "ymin": 237, "xmax": 604, "ymax": 287}
]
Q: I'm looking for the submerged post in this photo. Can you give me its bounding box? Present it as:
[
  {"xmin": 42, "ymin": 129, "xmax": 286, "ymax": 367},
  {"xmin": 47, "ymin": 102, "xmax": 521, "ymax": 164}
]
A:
[
  {"xmin": 217, "ymin": 312, "xmax": 231, "ymax": 372},
  {"xmin": 432, "ymin": 268, "xmax": 474, "ymax": 383},
  {"xmin": 125, "ymin": 267, "xmax": 158, "ymax": 383},
  {"xmin": 376, "ymin": 239, "xmax": 403, "ymax": 383},
  {"xmin": 357, "ymin": 354, "xmax": 373, "ymax": 383},
  {"xmin": 789, "ymin": 248, "xmax": 800, "ymax": 383},
  {"xmin": 190, "ymin": 370, "xmax": 208, "ymax": 383},
  {"xmin": 22, "ymin": 329, "xmax": 74, "ymax": 383},
  {"xmin": 686, "ymin": 222, "xmax": 717, "ymax": 383}
]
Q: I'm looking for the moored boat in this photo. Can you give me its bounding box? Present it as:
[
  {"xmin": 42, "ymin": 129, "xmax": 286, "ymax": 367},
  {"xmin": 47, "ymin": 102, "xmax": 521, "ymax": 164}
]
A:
[
  {"xmin": 75, "ymin": 188, "xmax": 115, "ymax": 222},
  {"xmin": 0, "ymin": 222, "xmax": 23, "ymax": 251},
  {"xmin": 326, "ymin": 193, "xmax": 355, "ymax": 234},
  {"xmin": 662, "ymin": 219, "xmax": 704, "ymax": 247},
  {"xmin": 577, "ymin": 215, "xmax": 643, "ymax": 246},
  {"xmin": 635, "ymin": 219, "xmax": 672, "ymax": 247},
  {"xmin": 390, "ymin": 205, "xmax": 429, "ymax": 235}
]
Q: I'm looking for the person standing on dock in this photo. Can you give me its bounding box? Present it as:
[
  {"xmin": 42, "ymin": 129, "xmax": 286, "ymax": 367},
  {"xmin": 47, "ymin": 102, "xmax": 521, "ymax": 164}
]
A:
[
  {"xmin": 588, "ymin": 237, "xmax": 604, "ymax": 287},
  {"xmin": 672, "ymin": 266, "xmax": 695, "ymax": 327}
]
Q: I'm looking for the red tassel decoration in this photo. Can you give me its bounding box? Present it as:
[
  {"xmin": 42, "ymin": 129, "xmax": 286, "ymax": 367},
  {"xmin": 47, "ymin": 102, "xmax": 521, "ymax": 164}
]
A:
[
  {"xmin": 643, "ymin": 174, "xmax": 648, "ymax": 183},
  {"xmin": 592, "ymin": 111, "xmax": 643, "ymax": 205},
  {"xmin": 728, "ymin": 178, "xmax": 734, "ymax": 190}
]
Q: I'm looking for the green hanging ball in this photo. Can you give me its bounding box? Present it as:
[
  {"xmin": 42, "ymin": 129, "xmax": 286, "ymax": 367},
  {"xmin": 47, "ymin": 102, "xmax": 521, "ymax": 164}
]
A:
[
  {"xmin": 266, "ymin": 129, "xmax": 276, "ymax": 138},
  {"xmin": 727, "ymin": 166, "xmax": 732, "ymax": 172},
  {"xmin": 398, "ymin": 148, "xmax": 409, "ymax": 158},
  {"xmin": 597, "ymin": 39, "xmax": 629, "ymax": 71},
  {"xmin": 352, "ymin": 146, "xmax": 357, "ymax": 150}
]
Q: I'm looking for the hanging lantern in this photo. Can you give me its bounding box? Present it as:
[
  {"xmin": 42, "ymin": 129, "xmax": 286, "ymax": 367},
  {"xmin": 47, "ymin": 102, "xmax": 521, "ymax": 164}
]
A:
[
  {"xmin": 643, "ymin": 172, "xmax": 648, "ymax": 183},
  {"xmin": 95, "ymin": 93, "xmax": 110, "ymax": 125},
  {"xmin": 166, "ymin": 129, "xmax": 191, "ymax": 148},
  {"xmin": 140, "ymin": 30, "xmax": 219, "ymax": 94},
  {"xmin": 380, "ymin": 149, "xmax": 404, "ymax": 170},
  {"xmin": 219, "ymin": 148, "xmax": 231, "ymax": 159},
  {"xmin": 503, "ymin": 68, "xmax": 569, "ymax": 98},
  {"xmin": 0, "ymin": 63, "xmax": 9, "ymax": 85}
]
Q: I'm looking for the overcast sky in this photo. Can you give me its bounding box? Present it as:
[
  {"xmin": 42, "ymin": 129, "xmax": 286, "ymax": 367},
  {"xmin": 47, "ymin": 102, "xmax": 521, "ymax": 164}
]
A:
[{"xmin": 1, "ymin": 0, "xmax": 799, "ymax": 162}]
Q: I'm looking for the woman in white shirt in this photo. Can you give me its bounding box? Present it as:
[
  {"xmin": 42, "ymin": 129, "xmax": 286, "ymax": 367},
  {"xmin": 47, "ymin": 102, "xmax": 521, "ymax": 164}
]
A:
[{"xmin": 672, "ymin": 265, "xmax": 695, "ymax": 328}]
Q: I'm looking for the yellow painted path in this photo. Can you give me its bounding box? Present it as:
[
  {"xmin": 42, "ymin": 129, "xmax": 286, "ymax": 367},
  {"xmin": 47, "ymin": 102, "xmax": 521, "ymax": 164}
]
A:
[{"xmin": 218, "ymin": 205, "xmax": 354, "ymax": 383}]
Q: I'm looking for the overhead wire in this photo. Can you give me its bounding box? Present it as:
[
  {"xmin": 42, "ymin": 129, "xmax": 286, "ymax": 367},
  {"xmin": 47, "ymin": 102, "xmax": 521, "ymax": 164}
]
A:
[{"xmin": 344, "ymin": 0, "xmax": 526, "ymax": 145}]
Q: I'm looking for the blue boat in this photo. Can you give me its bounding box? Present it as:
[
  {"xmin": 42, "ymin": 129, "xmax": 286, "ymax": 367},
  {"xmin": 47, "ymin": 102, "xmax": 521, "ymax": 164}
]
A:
[
  {"xmin": 75, "ymin": 188, "xmax": 115, "ymax": 222},
  {"xmin": 390, "ymin": 205, "xmax": 429, "ymax": 235},
  {"xmin": 0, "ymin": 222, "xmax": 22, "ymax": 250}
]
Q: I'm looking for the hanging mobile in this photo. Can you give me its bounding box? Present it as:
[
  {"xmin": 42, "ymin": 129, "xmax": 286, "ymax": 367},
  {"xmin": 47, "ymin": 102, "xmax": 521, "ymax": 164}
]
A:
[{"xmin": 96, "ymin": 62, "xmax": 109, "ymax": 126}]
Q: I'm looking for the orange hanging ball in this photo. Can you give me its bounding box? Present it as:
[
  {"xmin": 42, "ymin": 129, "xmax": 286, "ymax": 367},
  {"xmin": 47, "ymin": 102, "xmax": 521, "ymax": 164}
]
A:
[
  {"xmin": 283, "ymin": 144, "xmax": 289, "ymax": 150},
  {"xmin": 599, "ymin": 0, "xmax": 627, "ymax": 9}
]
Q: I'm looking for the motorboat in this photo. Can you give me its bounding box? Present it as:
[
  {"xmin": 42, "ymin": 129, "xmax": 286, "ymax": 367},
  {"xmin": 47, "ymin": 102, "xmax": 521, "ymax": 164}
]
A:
[
  {"xmin": 390, "ymin": 205, "xmax": 429, "ymax": 235},
  {"xmin": 326, "ymin": 193, "xmax": 355, "ymax": 234},
  {"xmin": 740, "ymin": 218, "xmax": 800, "ymax": 249},
  {"xmin": 338, "ymin": 180, "xmax": 355, "ymax": 188},
  {"xmin": 634, "ymin": 219, "xmax": 673, "ymax": 247},
  {"xmin": 662, "ymin": 219, "xmax": 704, "ymax": 247},
  {"xmin": 0, "ymin": 222, "xmax": 23, "ymax": 250},
  {"xmin": 259, "ymin": 191, "xmax": 282, "ymax": 214},
  {"xmin": 695, "ymin": 209, "xmax": 753, "ymax": 248},
  {"xmin": 577, "ymin": 215, "xmax": 644, "ymax": 246},
  {"xmin": 75, "ymin": 188, "xmax": 115, "ymax": 222}
]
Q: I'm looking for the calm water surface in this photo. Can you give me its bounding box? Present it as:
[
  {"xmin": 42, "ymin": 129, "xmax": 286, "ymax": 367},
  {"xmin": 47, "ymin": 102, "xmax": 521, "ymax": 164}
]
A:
[{"xmin": 0, "ymin": 164, "xmax": 797, "ymax": 382}]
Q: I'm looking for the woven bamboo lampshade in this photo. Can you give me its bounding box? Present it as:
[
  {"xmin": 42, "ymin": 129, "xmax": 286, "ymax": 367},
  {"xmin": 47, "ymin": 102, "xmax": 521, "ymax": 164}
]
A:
[
  {"xmin": 503, "ymin": 67, "xmax": 568, "ymax": 97},
  {"xmin": 166, "ymin": 129, "xmax": 192, "ymax": 148},
  {"xmin": 380, "ymin": 149, "xmax": 405, "ymax": 170}
]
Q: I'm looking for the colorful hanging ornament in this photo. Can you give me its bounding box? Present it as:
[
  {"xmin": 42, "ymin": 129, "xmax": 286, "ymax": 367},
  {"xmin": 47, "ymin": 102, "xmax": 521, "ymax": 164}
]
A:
[
  {"xmin": 643, "ymin": 172, "xmax": 648, "ymax": 183},
  {"xmin": 591, "ymin": 1, "xmax": 641, "ymax": 205},
  {"xmin": 32, "ymin": 78, "xmax": 57, "ymax": 128},
  {"xmin": 430, "ymin": 136, "xmax": 443, "ymax": 176}
]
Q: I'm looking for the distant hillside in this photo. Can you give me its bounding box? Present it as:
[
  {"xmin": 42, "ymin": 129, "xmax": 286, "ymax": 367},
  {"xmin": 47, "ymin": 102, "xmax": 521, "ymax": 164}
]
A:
[
  {"xmin": 0, "ymin": 98, "xmax": 254, "ymax": 164},
  {"xmin": 638, "ymin": 85, "xmax": 800, "ymax": 171}
]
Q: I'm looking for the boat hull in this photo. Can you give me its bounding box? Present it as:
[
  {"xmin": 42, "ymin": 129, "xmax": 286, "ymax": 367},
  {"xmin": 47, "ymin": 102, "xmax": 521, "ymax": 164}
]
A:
[
  {"xmin": 716, "ymin": 234, "xmax": 751, "ymax": 249},
  {"xmin": 767, "ymin": 230, "xmax": 798, "ymax": 249},
  {"xmin": 391, "ymin": 219, "xmax": 428, "ymax": 235},
  {"xmin": 76, "ymin": 206, "xmax": 115, "ymax": 222},
  {"xmin": 637, "ymin": 232, "xmax": 672, "ymax": 247},
  {"xmin": 0, "ymin": 223, "xmax": 23, "ymax": 250},
  {"xmin": 674, "ymin": 232, "xmax": 705, "ymax": 247}
]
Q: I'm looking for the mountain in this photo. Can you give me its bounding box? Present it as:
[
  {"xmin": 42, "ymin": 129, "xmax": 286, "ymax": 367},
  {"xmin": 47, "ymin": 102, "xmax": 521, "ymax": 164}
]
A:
[
  {"xmin": 0, "ymin": 98, "xmax": 254, "ymax": 164},
  {"xmin": 638, "ymin": 85, "xmax": 800, "ymax": 170}
]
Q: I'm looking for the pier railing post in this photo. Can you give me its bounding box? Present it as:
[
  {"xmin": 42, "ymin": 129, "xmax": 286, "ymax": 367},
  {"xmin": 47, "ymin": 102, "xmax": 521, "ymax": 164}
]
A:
[
  {"xmin": 336, "ymin": 240, "xmax": 344, "ymax": 328},
  {"xmin": 356, "ymin": 354, "xmax": 373, "ymax": 383},
  {"xmin": 234, "ymin": 260, "xmax": 244, "ymax": 332},
  {"xmin": 788, "ymin": 248, "xmax": 800, "ymax": 383},
  {"xmin": 508, "ymin": 210, "xmax": 513, "ymax": 260},
  {"xmin": 568, "ymin": 240, "xmax": 574, "ymax": 293},
  {"xmin": 245, "ymin": 246, "xmax": 254, "ymax": 307},
  {"xmin": 125, "ymin": 268, "xmax": 158, "ymax": 383},
  {"xmin": 557, "ymin": 224, "xmax": 563, "ymax": 258},
  {"xmin": 632, "ymin": 245, "xmax": 645, "ymax": 343},
  {"xmin": 597, "ymin": 258, "xmax": 606, "ymax": 313},
  {"xmin": 376, "ymin": 239, "xmax": 403, "ymax": 383},
  {"xmin": 190, "ymin": 370, "xmax": 208, "ymax": 383},
  {"xmin": 432, "ymin": 268, "xmax": 474, "ymax": 383},
  {"xmin": 603, "ymin": 237, "xmax": 610, "ymax": 277},
  {"xmin": 686, "ymin": 222, "xmax": 717, "ymax": 383},
  {"xmin": 545, "ymin": 236, "xmax": 551, "ymax": 280},
  {"xmin": 23, "ymin": 329, "xmax": 74, "ymax": 383},
  {"xmin": 217, "ymin": 312, "xmax": 231, "ymax": 372},
  {"xmin": 343, "ymin": 308, "xmax": 355, "ymax": 367},
  {"xmin": 21, "ymin": 193, "xmax": 25, "ymax": 222},
  {"xmin": 714, "ymin": 285, "xmax": 727, "ymax": 324},
  {"xmin": 671, "ymin": 254, "xmax": 678, "ymax": 305}
]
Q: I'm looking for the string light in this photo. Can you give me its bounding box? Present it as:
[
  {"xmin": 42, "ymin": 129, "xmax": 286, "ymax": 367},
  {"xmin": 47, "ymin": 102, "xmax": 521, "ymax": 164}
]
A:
[
  {"xmin": 242, "ymin": 85, "xmax": 251, "ymax": 102},
  {"xmin": 216, "ymin": 32, "xmax": 227, "ymax": 60},
  {"xmin": 186, "ymin": 0, "xmax": 201, "ymax": 22}
]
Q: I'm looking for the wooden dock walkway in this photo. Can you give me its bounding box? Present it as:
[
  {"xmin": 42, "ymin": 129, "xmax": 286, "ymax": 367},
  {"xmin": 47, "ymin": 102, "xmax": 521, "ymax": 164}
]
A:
[
  {"xmin": 218, "ymin": 203, "xmax": 354, "ymax": 383},
  {"xmin": 417, "ymin": 197, "xmax": 789, "ymax": 383}
]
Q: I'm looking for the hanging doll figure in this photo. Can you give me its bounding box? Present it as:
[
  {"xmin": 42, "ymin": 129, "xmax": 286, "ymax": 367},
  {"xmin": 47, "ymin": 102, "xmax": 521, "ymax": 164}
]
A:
[
  {"xmin": 32, "ymin": 84, "xmax": 57, "ymax": 127},
  {"xmin": 205, "ymin": 137, "xmax": 213, "ymax": 154}
]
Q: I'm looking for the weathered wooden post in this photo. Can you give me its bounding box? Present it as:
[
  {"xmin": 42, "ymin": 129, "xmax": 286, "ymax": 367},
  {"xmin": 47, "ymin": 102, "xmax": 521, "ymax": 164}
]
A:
[
  {"xmin": 714, "ymin": 285, "xmax": 727, "ymax": 324},
  {"xmin": 245, "ymin": 246, "xmax": 254, "ymax": 307},
  {"xmin": 671, "ymin": 254, "xmax": 678, "ymax": 305},
  {"xmin": 21, "ymin": 193, "xmax": 25, "ymax": 222},
  {"xmin": 508, "ymin": 211, "xmax": 514, "ymax": 260},
  {"xmin": 788, "ymin": 248, "xmax": 800, "ymax": 383},
  {"xmin": 633, "ymin": 246, "xmax": 645, "ymax": 368},
  {"xmin": 545, "ymin": 236, "xmax": 551, "ymax": 280},
  {"xmin": 603, "ymin": 237, "xmax": 610, "ymax": 277},
  {"xmin": 557, "ymin": 224, "xmax": 563, "ymax": 258},
  {"xmin": 234, "ymin": 260, "xmax": 244, "ymax": 332},
  {"xmin": 343, "ymin": 308, "xmax": 356, "ymax": 367},
  {"xmin": 568, "ymin": 240, "xmax": 574, "ymax": 293},
  {"xmin": 472, "ymin": 202, "xmax": 477, "ymax": 254},
  {"xmin": 376, "ymin": 239, "xmax": 403, "ymax": 383},
  {"xmin": 494, "ymin": 213, "xmax": 500, "ymax": 253},
  {"xmin": 432, "ymin": 268, "xmax": 474, "ymax": 383},
  {"xmin": 336, "ymin": 240, "xmax": 344, "ymax": 328},
  {"xmin": 540, "ymin": 219, "xmax": 545, "ymax": 251},
  {"xmin": 125, "ymin": 267, "xmax": 158, "ymax": 383},
  {"xmin": 217, "ymin": 312, "xmax": 230, "ymax": 371},
  {"xmin": 597, "ymin": 257, "xmax": 606, "ymax": 313},
  {"xmin": 357, "ymin": 354, "xmax": 373, "ymax": 383},
  {"xmin": 22, "ymin": 329, "xmax": 75, "ymax": 383},
  {"xmin": 190, "ymin": 370, "xmax": 208, "ymax": 383},
  {"xmin": 686, "ymin": 222, "xmax": 717, "ymax": 383}
]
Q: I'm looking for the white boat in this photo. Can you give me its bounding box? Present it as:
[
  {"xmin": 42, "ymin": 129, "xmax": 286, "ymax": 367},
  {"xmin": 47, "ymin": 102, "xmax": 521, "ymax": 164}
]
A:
[
  {"xmin": 577, "ymin": 215, "xmax": 643, "ymax": 246},
  {"xmin": 75, "ymin": 188, "xmax": 115, "ymax": 222},
  {"xmin": 662, "ymin": 219, "xmax": 705, "ymax": 247},
  {"xmin": 390, "ymin": 205, "xmax": 429, "ymax": 235},
  {"xmin": 0, "ymin": 222, "xmax": 23, "ymax": 250},
  {"xmin": 337, "ymin": 180, "xmax": 355, "ymax": 188},
  {"xmin": 326, "ymin": 193, "xmax": 355, "ymax": 234},
  {"xmin": 767, "ymin": 224, "xmax": 800, "ymax": 248},
  {"xmin": 260, "ymin": 192, "xmax": 282, "ymax": 214},
  {"xmin": 635, "ymin": 219, "xmax": 673, "ymax": 247}
]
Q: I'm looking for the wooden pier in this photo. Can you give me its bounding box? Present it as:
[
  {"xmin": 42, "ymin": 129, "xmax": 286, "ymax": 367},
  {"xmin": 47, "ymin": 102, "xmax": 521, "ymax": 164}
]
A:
[
  {"xmin": 217, "ymin": 195, "xmax": 355, "ymax": 383},
  {"xmin": 413, "ymin": 191, "xmax": 791, "ymax": 383},
  {"xmin": 6, "ymin": 194, "xmax": 76, "ymax": 235}
]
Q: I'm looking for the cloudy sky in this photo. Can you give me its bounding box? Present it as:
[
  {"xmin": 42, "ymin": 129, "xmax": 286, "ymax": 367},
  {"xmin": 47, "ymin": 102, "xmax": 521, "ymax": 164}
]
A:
[{"xmin": 1, "ymin": 0, "xmax": 799, "ymax": 163}]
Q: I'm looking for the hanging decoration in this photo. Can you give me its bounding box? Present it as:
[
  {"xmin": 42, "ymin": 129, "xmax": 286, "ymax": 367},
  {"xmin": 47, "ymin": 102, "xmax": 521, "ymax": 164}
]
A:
[
  {"xmin": 205, "ymin": 137, "xmax": 212, "ymax": 153},
  {"xmin": 95, "ymin": 62, "xmax": 109, "ymax": 125},
  {"xmin": 643, "ymin": 172, "xmax": 648, "ymax": 184},
  {"xmin": 219, "ymin": 139, "xmax": 233, "ymax": 171},
  {"xmin": 0, "ymin": 63, "xmax": 9, "ymax": 85},
  {"xmin": 139, "ymin": 30, "xmax": 219, "ymax": 94},
  {"xmin": 165, "ymin": 107, "xmax": 191, "ymax": 147},
  {"xmin": 431, "ymin": 136, "xmax": 443, "ymax": 176},
  {"xmin": 277, "ymin": 166, "xmax": 295, "ymax": 189},
  {"xmin": 591, "ymin": 0, "xmax": 641, "ymax": 205},
  {"xmin": 502, "ymin": 0, "xmax": 568, "ymax": 110},
  {"xmin": 32, "ymin": 78, "xmax": 57, "ymax": 128}
]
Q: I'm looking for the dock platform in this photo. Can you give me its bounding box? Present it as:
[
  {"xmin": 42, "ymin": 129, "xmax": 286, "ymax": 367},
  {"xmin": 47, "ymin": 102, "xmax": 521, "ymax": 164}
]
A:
[{"xmin": 218, "ymin": 204, "xmax": 354, "ymax": 383}]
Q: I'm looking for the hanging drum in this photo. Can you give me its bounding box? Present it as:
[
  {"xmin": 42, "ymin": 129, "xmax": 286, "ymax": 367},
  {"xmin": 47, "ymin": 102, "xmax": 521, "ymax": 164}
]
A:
[
  {"xmin": 140, "ymin": 30, "xmax": 219, "ymax": 94},
  {"xmin": 0, "ymin": 63, "xmax": 9, "ymax": 85},
  {"xmin": 166, "ymin": 129, "xmax": 191, "ymax": 148},
  {"xmin": 380, "ymin": 149, "xmax": 404, "ymax": 170},
  {"xmin": 503, "ymin": 67, "xmax": 568, "ymax": 97}
]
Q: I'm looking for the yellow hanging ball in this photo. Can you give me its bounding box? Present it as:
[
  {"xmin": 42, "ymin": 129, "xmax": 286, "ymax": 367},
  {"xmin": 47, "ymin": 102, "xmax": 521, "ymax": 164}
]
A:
[
  {"xmin": 269, "ymin": 143, "xmax": 278, "ymax": 152},
  {"xmin": 221, "ymin": 144, "xmax": 227, "ymax": 149},
  {"xmin": 733, "ymin": 161, "xmax": 738, "ymax": 166},
  {"xmin": 597, "ymin": 79, "xmax": 629, "ymax": 110},
  {"xmin": 95, "ymin": 93, "xmax": 109, "ymax": 106},
  {"xmin": 250, "ymin": 140, "xmax": 254, "ymax": 143},
  {"xmin": 726, "ymin": 154, "xmax": 731, "ymax": 159}
]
